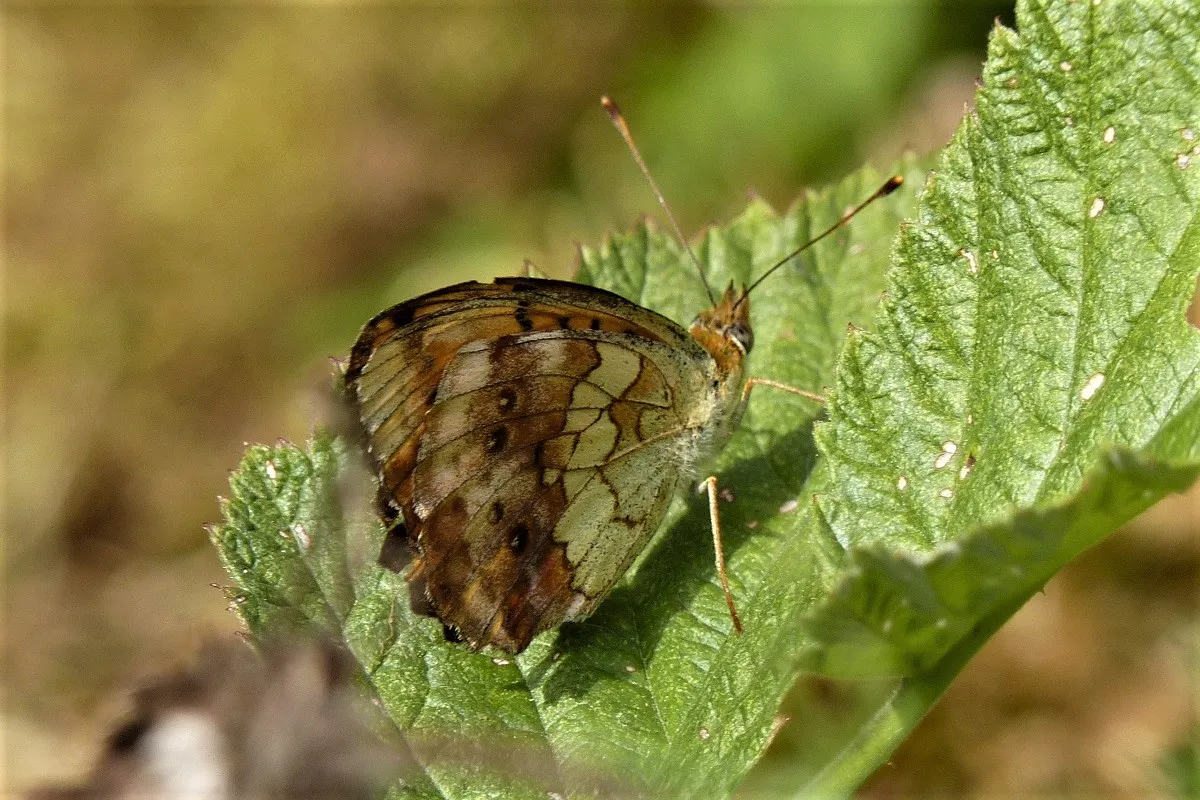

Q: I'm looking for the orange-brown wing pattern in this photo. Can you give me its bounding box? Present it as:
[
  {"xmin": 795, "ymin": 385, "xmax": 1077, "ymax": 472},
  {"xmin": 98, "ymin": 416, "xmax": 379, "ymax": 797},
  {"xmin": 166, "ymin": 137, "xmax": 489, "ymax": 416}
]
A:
[{"xmin": 345, "ymin": 278, "xmax": 711, "ymax": 652}]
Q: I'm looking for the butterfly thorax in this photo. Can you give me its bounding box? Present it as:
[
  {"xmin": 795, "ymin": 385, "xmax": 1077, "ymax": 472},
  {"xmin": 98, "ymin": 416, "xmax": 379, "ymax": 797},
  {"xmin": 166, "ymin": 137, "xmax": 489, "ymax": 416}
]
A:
[{"xmin": 685, "ymin": 284, "xmax": 753, "ymax": 469}]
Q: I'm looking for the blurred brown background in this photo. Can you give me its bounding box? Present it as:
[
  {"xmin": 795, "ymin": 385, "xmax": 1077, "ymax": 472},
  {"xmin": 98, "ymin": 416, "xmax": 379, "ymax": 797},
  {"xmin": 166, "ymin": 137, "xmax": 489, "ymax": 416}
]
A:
[{"xmin": 5, "ymin": 3, "xmax": 1197, "ymax": 797}]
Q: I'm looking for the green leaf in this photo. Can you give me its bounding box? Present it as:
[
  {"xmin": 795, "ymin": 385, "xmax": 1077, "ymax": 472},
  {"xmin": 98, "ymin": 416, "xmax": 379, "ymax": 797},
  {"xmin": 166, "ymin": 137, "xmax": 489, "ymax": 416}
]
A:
[
  {"xmin": 211, "ymin": 1, "xmax": 1200, "ymax": 796},
  {"xmin": 212, "ymin": 159, "xmax": 921, "ymax": 799},
  {"xmin": 800, "ymin": 449, "xmax": 1200, "ymax": 678},
  {"xmin": 805, "ymin": 0, "xmax": 1200, "ymax": 671},
  {"xmin": 783, "ymin": 0, "xmax": 1200, "ymax": 793}
]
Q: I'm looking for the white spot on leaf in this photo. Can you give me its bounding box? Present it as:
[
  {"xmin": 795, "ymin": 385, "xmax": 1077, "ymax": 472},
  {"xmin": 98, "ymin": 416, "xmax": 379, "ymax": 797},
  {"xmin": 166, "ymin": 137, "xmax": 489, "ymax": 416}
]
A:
[
  {"xmin": 1183, "ymin": 128, "xmax": 1196, "ymax": 141},
  {"xmin": 747, "ymin": 520, "xmax": 759, "ymax": 529},
  {"xmin": 492, "ymin": 657, "xmax": 510, "ymax": 667},
  {"xmin": 699, "ymin": 727, "xmax": 711, "ymax": 740},
  {"xmin": 779, "ymin": 499, "xmax": 799, "ymax": 514},
  {"xmin": 1088, "ymin": 197, "xmax": 1106, "ymax": 218},
  {"xmin": 960, "ymin": 249, "xmax": 978, "ymax": 274},
  {"xmin": 896, "ymin": 475, "xmax": 908, "ymax": 491},
  {"xmin": 625, "ymin": 664, "xmax": 636, "ymax": 673},
  {"xmin": 1059, "ymin": 61, "xmax": 1073, "ymax": 72},
  {"xmin": 1103, "ymin": 126, "xmax": 1116, "ymax": 144},
  {"xmin": 1178, "ymin": 154, "xmax": 1191, "ymax": 169},
  {"xmin": 939, "ymin": 488, "xmax": 954, "ymax": 499},
  {"xmin": 265, "ymin": 460, "xmax": 277, "ymax": 480},
  {"xmin": 291, "ymin": 524, "xmax": 311, "ymax": 551},
  {"xmin": 1080, "ymin": 372, "xmax": 1105, "ymax": 400},
  {"xmin": 935, "ymin": 451, "xmax": 954, "ymax": 470},
  {"xmin": 941, "ymin": 441, "xmax": 958, "ymax": 454}
]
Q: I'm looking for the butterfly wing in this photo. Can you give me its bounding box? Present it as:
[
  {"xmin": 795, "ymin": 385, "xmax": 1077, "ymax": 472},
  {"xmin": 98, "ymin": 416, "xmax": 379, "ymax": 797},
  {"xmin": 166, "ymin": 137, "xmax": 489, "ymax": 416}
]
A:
[{"xmin": 346, "ymin": 278, "xmax": 713, "ymax": 652}]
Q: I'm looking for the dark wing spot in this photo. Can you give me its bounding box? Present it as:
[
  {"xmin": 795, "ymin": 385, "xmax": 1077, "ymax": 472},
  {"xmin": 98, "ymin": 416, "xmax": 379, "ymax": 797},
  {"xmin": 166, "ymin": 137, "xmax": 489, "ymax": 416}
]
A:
[
  {"xmin": 490, "ymin": 334, "xmax": 519, "ymax": 364},
  {"xmin": 408, "ymin": 580, "xmax": 436, "ymax": 617},
  {"xmin": 426, "ymin": 388, "xmax": 438, "ymax": 406},
  {"xmin": 590, "ymin": 317, "xmax": 602, "ymax": 330},
  {"xmin": 489, "ymin": 501, "xmax": 505, "ymax": 524},
  {"xmin": 498, "ymin": 387, "xmax": 517, "ymax": 412},
  {"xmin": 557, "ymin": 315, "xmax": 572, "ymax": 329},
  {"xmin": 508, "ymin": 524, "xmax": 529, "ymax": 554},
  {"xmin": 515, "ymin": 300, "xmax": 534, "ymax": 331},
  {"xmin": 386, "ymin": 303, "xmax": 419, "ymax": 328},
  {"xmin": 376, "ymin": 488, "xmax": 400, "ymax": 525},
  {"xmin": 486, "ymin": 426, "xmax": 509, "ymax": 453},
  {"xmin": 378, "ymin": 524, "xmax": 412, "ymax": 572}
]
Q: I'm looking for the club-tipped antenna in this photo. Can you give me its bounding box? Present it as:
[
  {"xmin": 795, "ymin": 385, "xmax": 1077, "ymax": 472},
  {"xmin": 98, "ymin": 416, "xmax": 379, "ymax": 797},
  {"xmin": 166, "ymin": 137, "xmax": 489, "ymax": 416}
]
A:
[
  {"xmin": 734, "ymin": 174, "xmax": 905, "ymax": 311},
  {"xmin": 601, "ymin": 95, "xmax": 716, "ymax": 306}
]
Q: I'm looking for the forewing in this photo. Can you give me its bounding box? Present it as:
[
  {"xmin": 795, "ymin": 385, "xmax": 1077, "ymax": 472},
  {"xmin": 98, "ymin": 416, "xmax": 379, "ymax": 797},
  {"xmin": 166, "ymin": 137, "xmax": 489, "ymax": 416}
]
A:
[{"xmin": 345, "ymin": 278, "xmax": 692, "ymax": 534}]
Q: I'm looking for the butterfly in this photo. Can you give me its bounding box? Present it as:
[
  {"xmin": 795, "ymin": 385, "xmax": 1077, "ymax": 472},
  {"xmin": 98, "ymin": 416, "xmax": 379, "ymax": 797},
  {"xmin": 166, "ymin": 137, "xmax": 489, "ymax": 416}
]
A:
[{"xmin": 343, "ymin": 97, "xmax": 901, "ymax": 653}]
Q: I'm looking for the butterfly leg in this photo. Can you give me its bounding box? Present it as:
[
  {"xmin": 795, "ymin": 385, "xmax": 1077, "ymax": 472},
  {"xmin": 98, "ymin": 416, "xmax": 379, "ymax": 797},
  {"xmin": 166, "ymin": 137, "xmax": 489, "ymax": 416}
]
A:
[
  {"xmin": 702, "ymin": 475, "xmax": 744, "ymax": 635},
  {"xmin": 742, "ymin": 377, "xmax": 825, "ymax": 404}
]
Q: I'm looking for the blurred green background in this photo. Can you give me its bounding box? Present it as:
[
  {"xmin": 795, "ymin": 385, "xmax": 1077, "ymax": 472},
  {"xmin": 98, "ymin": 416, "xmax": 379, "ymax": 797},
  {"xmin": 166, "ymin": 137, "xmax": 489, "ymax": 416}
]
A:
[{"xmin": 7, "ymin": 3, "xmax": 1198, "ymax": 796}]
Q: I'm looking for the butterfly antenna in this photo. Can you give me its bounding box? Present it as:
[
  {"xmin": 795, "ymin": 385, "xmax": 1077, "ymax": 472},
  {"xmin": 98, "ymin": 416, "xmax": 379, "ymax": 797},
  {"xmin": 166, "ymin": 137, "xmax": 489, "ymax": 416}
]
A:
[
  {"xmin": 601, "ymin": 95, "xmax": 716, "ymax": 306},
  {"xmin": 734, "ymin": 174, "xmax": 904, "ymax": 311}
]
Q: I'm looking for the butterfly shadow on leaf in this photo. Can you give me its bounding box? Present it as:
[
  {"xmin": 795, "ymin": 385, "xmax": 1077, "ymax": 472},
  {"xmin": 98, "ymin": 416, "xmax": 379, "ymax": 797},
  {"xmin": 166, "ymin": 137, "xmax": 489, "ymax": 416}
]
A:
[{"xmin": 526, "ymin": 417, "xmax": 821, "ymax": 703}]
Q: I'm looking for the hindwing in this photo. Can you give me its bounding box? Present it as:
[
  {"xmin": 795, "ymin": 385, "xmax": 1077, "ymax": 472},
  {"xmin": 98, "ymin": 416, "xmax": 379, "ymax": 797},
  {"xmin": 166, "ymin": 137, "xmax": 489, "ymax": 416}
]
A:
[{"xmin": 345, "ymin": 278, "xmax": 712, "ymax": 652}]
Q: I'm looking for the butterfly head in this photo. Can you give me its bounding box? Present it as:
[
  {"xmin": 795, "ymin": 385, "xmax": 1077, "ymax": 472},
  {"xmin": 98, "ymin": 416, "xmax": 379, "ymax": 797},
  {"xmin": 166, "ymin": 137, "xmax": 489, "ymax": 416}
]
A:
[{"xmin": 690, "ymin": 282, "xmax": 753, "ymax": 378}]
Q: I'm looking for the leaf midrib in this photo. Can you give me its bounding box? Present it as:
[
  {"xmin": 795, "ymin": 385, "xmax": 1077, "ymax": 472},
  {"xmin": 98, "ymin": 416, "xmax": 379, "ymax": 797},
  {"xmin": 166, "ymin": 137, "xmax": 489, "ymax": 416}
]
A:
[{"xmin": 1055, "ymin": 0, "xmax": 1100, "ymax": 483}]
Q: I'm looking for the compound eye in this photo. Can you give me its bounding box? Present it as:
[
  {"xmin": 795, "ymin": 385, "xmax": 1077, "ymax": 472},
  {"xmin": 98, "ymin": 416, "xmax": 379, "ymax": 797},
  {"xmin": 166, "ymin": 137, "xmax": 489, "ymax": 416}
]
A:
[{"xmin": 728, "ymin": 323, "xmax": 754, "ymax": 354}]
